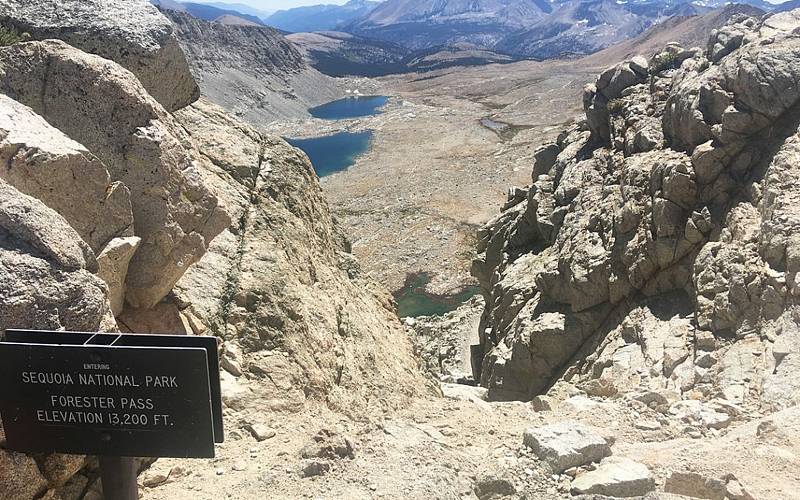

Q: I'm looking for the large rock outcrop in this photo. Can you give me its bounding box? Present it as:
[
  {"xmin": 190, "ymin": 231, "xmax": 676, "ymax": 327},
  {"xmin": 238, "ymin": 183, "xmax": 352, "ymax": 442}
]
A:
[
  {"xmin": 473, "ymin": 10, "xmax": 800, "ymax": 412},
  {"xmin": 663, "ymin": 11, "xmax": 800, "ymax": 152},
  {"xmin": 0, "ymin": 0, "xmax": 199, "ymax": 111},
  {"xmin": 0, "ymin": 5, "xmax": 224, "ymax": 491},
  {"xmin": 0, "ymin": 178, "xmax": 113, "ymax": 331},
  {"xmin": 0, "ymin": 177, "xmax": 116, "ymax": 500},
  {"xmin": 0, "ymin": 94, "xmax": 134, "ymax": 254},
  {"xmin": 0, "ymin": 40, "xmax": 229, "ymax": 309}
]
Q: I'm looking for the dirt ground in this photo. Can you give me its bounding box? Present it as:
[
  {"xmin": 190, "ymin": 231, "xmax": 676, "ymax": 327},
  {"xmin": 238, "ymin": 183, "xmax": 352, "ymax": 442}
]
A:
[{"xmin": 140, "ymin": 387, "xmax": 800, "ymax": 500}]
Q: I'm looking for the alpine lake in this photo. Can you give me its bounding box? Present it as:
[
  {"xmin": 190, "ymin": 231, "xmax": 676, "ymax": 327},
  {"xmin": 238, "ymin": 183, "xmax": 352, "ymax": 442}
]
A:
[
  {"xmin": 288, "ymin": 96, "xmax": 480, "ymax": 317},
  {"xmin": 284, "ymin": 96, "xmax": 388, "ymax": 177}
]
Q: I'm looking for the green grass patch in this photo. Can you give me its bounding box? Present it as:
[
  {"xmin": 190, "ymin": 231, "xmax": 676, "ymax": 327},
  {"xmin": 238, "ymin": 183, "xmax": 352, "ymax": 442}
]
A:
[{"xmin": 0, "ymin": 26, "xmax": 30, "ymax": 47}]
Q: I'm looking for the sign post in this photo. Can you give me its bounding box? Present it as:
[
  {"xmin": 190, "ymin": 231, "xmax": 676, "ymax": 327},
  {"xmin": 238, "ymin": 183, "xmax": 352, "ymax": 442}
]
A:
[
  {"xmin": 0, "ymin": 330, "xmax": 224, "ymax": 500},
  {"xmin": 100, "ymin": 456, "xmax": 138, "ymax": 500}
]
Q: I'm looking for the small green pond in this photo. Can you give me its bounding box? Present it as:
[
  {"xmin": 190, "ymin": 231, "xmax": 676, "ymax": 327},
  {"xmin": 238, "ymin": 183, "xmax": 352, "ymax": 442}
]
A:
[{"xmin": 394, "ymin": 272, "xmax": 480, "ymax": 318}]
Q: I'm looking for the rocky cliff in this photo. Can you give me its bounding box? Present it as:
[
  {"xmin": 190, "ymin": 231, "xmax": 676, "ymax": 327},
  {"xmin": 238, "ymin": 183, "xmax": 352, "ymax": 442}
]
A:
[
  {"xmin": 473, "ymin": 8, "xmax": 800, "ymax": 416},
  {"xmin": 171, "ymin": 98, "xmax": 430, "ymax": 415},
  {"xmin": 162, "ymin": 9, "xmax": 344, "ymax": 123},
  {"xmin": 0, "ymin": 1, "xmax": 428, "ymax": 498},
  {"xmin": 0, "ymin": 0, "xmax": 199, "ymax": 111}
]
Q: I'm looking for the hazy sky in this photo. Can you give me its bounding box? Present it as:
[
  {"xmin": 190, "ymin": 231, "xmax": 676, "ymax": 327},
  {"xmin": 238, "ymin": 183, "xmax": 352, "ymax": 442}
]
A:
[
  {"xmin": 215, "ymin": 0, "xmax": 789, "ymax": 13},
  {"xmin": 215, "ymin": 0, "xmax": 348, "ymax": 11}
]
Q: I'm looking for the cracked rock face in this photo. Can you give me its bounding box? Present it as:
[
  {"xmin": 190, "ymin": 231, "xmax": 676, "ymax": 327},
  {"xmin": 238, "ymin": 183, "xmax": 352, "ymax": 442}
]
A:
[
  {"xmin": 171, "ymin": 99, "xmax": 432, "ymax": 416},
  {"xmin": 0, "ymin": 0, "xmax": 199, "ymax": 111},
  {"xmin": 472, "ymin": 9, "xmax": 800, "ymax": 410},
  {"xmin": 0, "ymin": 179, "xmax": 115, "ymax": 333},
  {"xmin": 523, "ymin": 421, "xmax": 611, "ymax": 473},
  {"xmin": 0, "ymin": 94, "xmax": 134, "ymax": 254},
  {"xmin": 0, "ymin": 100, "xmax": 116, "ymax": 500},
  {"xmin": 570, "ymin": 457, "xmax": 655, "ymax": 497}
]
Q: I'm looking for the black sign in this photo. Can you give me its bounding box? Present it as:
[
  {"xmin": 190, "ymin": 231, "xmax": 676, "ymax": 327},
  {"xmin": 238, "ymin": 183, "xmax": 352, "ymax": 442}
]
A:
[{"xmin": 0, "ymin": 330, "xmax": 224, "ymax": 458}]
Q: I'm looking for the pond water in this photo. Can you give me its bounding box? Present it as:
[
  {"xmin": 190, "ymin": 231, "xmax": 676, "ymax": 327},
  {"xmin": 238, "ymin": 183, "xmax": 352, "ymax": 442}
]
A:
[
  {"xmin": 285, "ymin": 130, "xmax": 373, "ymax": 177},
  {"xmin": 394, "ymin": 272, "xmax": 481, "ymax": 318},
  {"xmin": 309, "ymin": 95, "xmax": 389, "ymax": 120},
  {"xmin": 480, "ymin": 117, "xmax": 509, "ymax": 133}
]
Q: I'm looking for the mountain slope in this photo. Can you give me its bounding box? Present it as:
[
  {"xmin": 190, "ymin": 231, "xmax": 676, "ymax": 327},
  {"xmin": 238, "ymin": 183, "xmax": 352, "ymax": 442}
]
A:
[
  {"xmin": 472, "ymin": 8, "xmax": 800, "ymax": 411},
  {"xmin": 777, "ymin": 0, "xmax": 800, "ymax": 11},
  {"xmin": 266, "ymin": 0, "xmax": 380, "ymax": 33},
  {"xmin": 163, "ymin": 9, "xmax": 343, "ymax": 122},
  {"xmin": 287, "ymin": 30, "xmax": 411, "ymax": 76},
  {"xmin": 495, "ymin": 0, "xmax": 654, "ymax": 58},
  {"xmin": 214, "ymin": 13, "xmax": 261, "ymax": 25},
  {"xmin": 151, "ymin": 0, "xmax": 266, "ymax": 24},
  {"xmin": 582, "ymin": 3, "xmax": 765, "ymax": 64},
  {"xmin": 403, "ymin": 43, "xmax": 517, "ymax": 71},
  {"xmin": 342, "ymin": 0, "xmax": 778, "ymax": 59},
  {"xmin": 359, "ymin": 0, "xmax": 552, "ymax": 26},
  {"xmin": 192, "ymin": 0, "xmax": 273, "ymax": 18},
  {"xmin": 346, "ymin": 0, "xmax": 552, "ymax": 49}
]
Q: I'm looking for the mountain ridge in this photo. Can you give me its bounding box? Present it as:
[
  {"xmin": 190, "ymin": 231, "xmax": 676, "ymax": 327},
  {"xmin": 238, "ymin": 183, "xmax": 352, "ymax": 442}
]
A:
[
  {"xmin": 162, "ymin": 9, "xmax": 344, "ymax": 121},
  {"xmin": 265, "ymin": 0, "xmax": 381, "ymax": 33},
  {"xmin": 150, "ymin": 0, "xmax": 267, "ymax": 24},
  {"xmin": 324, "ymin": 0, "xmax": 781, "ymax": 59}
]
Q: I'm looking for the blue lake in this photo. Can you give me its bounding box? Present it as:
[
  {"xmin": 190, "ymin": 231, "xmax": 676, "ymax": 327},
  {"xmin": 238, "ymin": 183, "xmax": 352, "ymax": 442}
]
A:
[
  {"xmin": 309, "ymin": 96, "xmax": 389, "ymax": 120},
  {"xmin": 285, "ymin": 130, "xmax": 373, "ymax": 177}
]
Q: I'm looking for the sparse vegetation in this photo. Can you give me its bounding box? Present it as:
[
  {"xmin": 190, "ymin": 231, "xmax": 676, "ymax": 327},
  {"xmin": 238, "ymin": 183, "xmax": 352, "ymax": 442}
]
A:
[
  {"xmin": 0, "ymin": 25, "xmax": 30, "ymax": 46},
  {"xmin": 650, "ymin": 50, "xmax": 678, "ymax": 73}
]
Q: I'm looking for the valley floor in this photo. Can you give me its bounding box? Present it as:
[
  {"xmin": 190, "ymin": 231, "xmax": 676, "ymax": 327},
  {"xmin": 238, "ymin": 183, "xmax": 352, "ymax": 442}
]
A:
[{"xmin": 268, "ymin": 61, "xmax": 593, "ymax": 295}]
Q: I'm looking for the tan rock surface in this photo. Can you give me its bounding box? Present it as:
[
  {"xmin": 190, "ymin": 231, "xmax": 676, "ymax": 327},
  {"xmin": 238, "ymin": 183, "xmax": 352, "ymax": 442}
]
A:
[
  {"xmin": 0, "ymin": 94, "xmax": 134, "ymax": 254},
  {"xmin": 0, "ymin": 179, "xmax": 115, "ymax": 499},
  {"xmin": 0, "ymin": 0, "xmax": 199, "ymax": 111},
  {"xmin": 0, "ymin": 40, "xmax": 229, "ymax": 309},
  {"xmin": 172, "ymin": 98, "xmax": 432, "ymax": 415},
  {"xmin": 96, "ymin": 236, "xmax": 142, "ymax": 316},
  {"xmin": 472, "ymin": 10, "xmax": 800, "ymax": 410},
  {"xmin": 2, "ymin": 3, "xmax": 800, "ymax": 500}
]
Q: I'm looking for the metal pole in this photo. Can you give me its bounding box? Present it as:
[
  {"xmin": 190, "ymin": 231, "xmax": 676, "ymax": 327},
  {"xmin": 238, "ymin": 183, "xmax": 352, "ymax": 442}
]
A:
[{"xmin": 99, "ymin": 456, "xmax": 138, "ymax": 500}]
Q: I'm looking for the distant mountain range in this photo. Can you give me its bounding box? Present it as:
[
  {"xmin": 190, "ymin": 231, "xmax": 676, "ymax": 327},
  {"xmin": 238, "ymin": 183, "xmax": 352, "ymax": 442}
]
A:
[
  {"xmin": 195, "ymin": 1, "xmax": 274, "ymax": 18},
  {"xmin": 266, "ymin": 0, "xmax": 783, "ymax": 59},
  {"xmin": 776, "ymin": 0, "xmax": 800, "ymax": 11},
  {"xmin": 342, "ymin": 0, "xmax": 775, "ymax": 57},
  {"xmin": 265, "ymin": 0, "xmax": 381, "ymax": 32},
  {"xmin": 155, "ymin": 0, "xmax": 789, "ymax": 77},
  {"xmin": 151, "ymin": 0, "xmax": 267, "ymax": 25}
]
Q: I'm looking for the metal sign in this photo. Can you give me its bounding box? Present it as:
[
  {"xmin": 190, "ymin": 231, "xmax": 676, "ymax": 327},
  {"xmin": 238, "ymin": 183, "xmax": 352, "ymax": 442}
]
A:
[{"xmin": 0, "ymin": 330, "xmax": 224, "ymax": 458}]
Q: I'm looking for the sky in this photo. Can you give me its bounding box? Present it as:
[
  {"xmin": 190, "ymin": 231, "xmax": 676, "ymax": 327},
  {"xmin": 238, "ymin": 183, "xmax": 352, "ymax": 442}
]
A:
[
  {"xmin": 203, "ymin": 0, "xmax": 790, "ymax": 15},
  {"xmin": 211, "ymin": 0, "xmax": 348, "ymax": 12}
]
